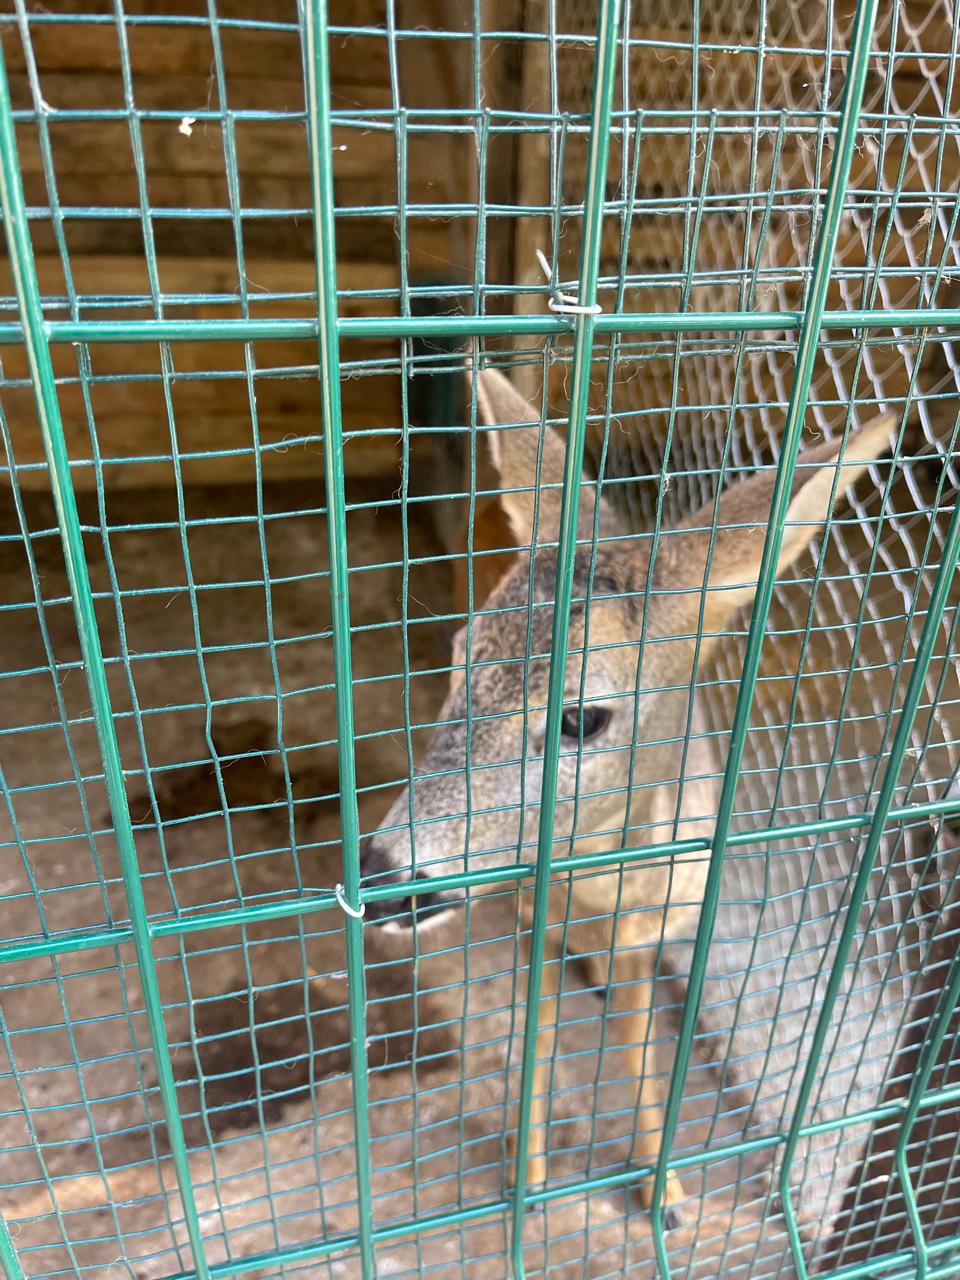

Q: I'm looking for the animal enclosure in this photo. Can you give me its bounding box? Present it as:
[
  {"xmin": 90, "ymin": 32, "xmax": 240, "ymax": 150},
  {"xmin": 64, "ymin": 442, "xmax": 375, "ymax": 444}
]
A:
[{"xmin": 1, "ymin": 2, "xmax": 960, "ymax": 1279}]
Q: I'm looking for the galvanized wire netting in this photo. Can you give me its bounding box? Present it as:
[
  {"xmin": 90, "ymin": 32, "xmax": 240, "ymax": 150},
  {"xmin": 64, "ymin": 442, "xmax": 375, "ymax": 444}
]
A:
[{"xmin": 0, "ymin": 2, "xmax": 959, "ymax": 1280}]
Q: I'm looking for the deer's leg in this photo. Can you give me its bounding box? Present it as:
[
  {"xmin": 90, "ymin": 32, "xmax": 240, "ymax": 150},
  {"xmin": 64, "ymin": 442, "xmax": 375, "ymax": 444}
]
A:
[
  {"xmin": 508, "ymin": 940, "xmax": 562, "ymax": 1188},
  {"xmin": 597, "ymin": 944, "xmax": 686, "ymax": 1223}
]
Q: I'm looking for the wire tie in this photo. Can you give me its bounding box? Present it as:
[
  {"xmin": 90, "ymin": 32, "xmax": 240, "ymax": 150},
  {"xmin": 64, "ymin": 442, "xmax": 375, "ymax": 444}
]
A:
[
  {"xmin": 536, "ymin": 247, "xmax": 602, "ymax": 317},
  {"xmin": 334, "ymin": 883, "xmax": 366, "ymax": 920}
]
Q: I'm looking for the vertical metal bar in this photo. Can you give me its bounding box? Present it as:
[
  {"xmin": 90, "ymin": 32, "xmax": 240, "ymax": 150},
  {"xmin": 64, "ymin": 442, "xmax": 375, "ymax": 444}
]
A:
[
  {"xmin": 0, "ymin": 47, "xmax": 212, "ymax": 1280},
  {"xmin": 648, "ymin": 0, "xmax": 881, "ymax": 1272},
  {"xmin": 894, "ymin": 948, "xmax": 960, "ymax": 1280},
  {"xmin": 303, "ymin": 2, "xmax": 376, "ymax": 1275},
  {"xmin": 778, "ymin": 493, "xmax": 960, "ymax": 1279},
  {"xmin": 509, "ymin": 2, "xmax": 623, "ymax": 1275},
  {"xmin": 0, "ymin": 1213, "xmax": 25, "ymax": 1280}
]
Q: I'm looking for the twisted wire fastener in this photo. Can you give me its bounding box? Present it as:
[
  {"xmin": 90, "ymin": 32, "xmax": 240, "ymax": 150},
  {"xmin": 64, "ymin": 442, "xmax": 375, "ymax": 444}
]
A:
[
  {"xmin": 334, "ymin": 883, "xmax": 366, "ymax": 919},
  {"xmin": 536, "ymin": 248, "xmax": 602, "ymax": 317}
]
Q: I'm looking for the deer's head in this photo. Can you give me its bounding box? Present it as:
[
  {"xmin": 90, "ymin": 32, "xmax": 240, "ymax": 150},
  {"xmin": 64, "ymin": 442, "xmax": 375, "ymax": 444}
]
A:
[{"xmin": 361, "ymin": 368, "xmax": 892, "ymax": 928}]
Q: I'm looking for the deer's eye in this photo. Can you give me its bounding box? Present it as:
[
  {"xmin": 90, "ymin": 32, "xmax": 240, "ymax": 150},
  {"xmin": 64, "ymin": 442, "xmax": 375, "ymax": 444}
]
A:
[{"xmin": 560, "ymin": 705, "xmax": 611, "ymax": 741}]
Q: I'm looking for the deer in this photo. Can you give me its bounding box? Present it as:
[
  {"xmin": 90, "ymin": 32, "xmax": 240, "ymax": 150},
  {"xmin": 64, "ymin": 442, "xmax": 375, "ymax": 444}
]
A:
[{"xmin": 360, "ymin": 365, "xmax": 894, "ymax": 1223}]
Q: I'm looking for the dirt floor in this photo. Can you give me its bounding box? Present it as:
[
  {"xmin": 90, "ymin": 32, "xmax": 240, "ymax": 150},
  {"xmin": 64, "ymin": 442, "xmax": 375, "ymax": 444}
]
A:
[{"xmin": 1, "ymin": 465, "xmax": 958, "ymax": 1279}]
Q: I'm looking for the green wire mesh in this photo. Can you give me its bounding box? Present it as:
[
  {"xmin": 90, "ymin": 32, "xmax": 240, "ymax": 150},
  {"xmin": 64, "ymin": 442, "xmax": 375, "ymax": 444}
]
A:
[{"xmin": 0, "ymin": 2, "xmax": 959, "ymax": 1279}]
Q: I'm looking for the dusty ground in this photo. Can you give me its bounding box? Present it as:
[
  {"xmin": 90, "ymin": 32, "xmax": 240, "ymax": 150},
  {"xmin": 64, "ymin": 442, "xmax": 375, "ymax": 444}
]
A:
[{"xmin": 1, "ymin": 461, "xmax": 958, "ymax": 1279}]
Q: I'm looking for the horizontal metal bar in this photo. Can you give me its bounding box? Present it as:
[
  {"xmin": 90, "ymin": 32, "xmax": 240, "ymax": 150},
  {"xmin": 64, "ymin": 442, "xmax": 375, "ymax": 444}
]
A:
[
  {"xmin": 530, "ymin": 1078, "xmax": 960, "ymax": 1199},
  {"xmin": 1, "ymin": 791, "xmax": 957, "ymax": 967},
  {"xmin": 188, "ymin": 1200, "xmax": 514, "ymax": 1279},
  {"xmin": 805, "ymin": 1238, "xmax": 960, "ymax": 1280},
  {"xmin": 150, "ymin": 893, "xmax": 339, "ymax": 939},
  {"xmin": 175, "ymin": 1233, "xmax": 960, "ymax": 1280},
  {"xmin": 7, "ymin": 196, "xmax": 959, "ymax": 225},
  {"xmin": 14, "ymin": 1073, "xmax": 960, "ymax": 1233},
  {"xmin": 7, "ymin": 109, "xmax": 959, "ymax": 141},
  {"xmin": 0, "ymin": 307, "xmax": 959, "ymax": 348},
  {"xmin": 0, "ymin": 924, "xmax": 136, "ymax": 963},
  {"xmin": 343, "ymin": 308, "xmax": 960, "ymax": 337}
]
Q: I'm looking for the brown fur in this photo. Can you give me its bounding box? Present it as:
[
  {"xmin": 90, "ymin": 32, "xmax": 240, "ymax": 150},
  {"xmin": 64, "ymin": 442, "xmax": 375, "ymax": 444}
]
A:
[{"xmin": 362, "ymin": 367, "xmax": 895, "ymax": 1214}]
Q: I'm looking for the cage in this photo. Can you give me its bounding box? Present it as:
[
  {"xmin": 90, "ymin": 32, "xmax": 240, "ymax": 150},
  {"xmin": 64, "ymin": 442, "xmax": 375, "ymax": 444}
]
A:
[{"xmin": 0, "ymin": 2, "xmax": 959, "ymax": 1280}]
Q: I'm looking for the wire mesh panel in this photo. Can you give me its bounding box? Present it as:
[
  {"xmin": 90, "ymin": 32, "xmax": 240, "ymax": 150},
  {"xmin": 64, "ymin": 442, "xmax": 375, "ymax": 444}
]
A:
[{"xmin": 0, "ymin": 3, "xmax": 958, "ymax": 1280}]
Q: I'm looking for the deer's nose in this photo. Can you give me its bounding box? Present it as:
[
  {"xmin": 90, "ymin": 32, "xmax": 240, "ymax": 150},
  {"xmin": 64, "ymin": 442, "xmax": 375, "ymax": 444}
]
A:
[
  {"xmin": 360, "ymin": 837, "xmax": 457, "ymax": 928},
  {"xmin": 359, "ymin": 834, "xmax": 400, "ymax": 884},
  {"xmin": 360, "ymin": 836, "xmax": 411, "ymax": 925}
]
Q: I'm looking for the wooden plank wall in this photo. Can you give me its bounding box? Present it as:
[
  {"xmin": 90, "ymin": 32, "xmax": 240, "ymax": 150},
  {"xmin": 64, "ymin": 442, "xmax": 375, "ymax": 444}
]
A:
[{"xmin": 0, "ymin": 0, "xmax": 479, "ymax": 492}]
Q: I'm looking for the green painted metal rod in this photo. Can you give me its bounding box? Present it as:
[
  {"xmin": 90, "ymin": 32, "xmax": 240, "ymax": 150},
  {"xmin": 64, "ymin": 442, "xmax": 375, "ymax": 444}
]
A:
[
  {"xmin": 0, "ymin": 1212, "xmax": 26, "ymax": 1280},
  {"xmin": 814, "ymin": 1239, "xmax": 960, "ymax": 1280},
  {"xmin": 648, "ymin": 0, "xmax": 882, "ymax": 1272},
  {"xmin": 2, "ymin": 790, "xmax": 959, "ymax": 969},
  {"xmin": 0, "ymin": 46, "xmax": 212, "ymax": 1280},
  {"xmin": 2, "ymin": 306, "xmax": 960, "ymax": 347},
  {"xmin": 303, "ymin": 1, "xmax": 376, "ymax": 1275},
  {"xmin": 155, "ymin": 1201, "xmax": 960, "ymax": 1280},
  {"xmin": 894, "ymin": 946, "xmax": 960, "ymax": 1280},
  {"xmin": 152, "ymin": 1223, "xmax": 960, "ymax": 1280},
  {"xmin": 345, "ymin": 306, "xmax": 960, "ymax": 336},
  {"xmin": 507, "ymin": 2, "xmax": 623, "ymax": 1275}
]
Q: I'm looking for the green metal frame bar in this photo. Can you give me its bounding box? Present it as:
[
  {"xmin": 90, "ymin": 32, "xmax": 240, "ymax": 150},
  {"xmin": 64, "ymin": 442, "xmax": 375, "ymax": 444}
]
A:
[
  {"xmin": 895, "ymin": 949, "xmax": 960, "ymax": 1280},
  {"xmin": 0, "ymin": 45, "xmax": 212, "ymax": 1280},
  {"xmin": 1, "ymin": 793, "xmax": 958, "ymax": 968},
  {"xmin": 0, "ymin": 1213, "xmax": 25, "ymax": 1280},
  {"xmin": 3, "ymin": 309, "xmax": 960, "ymax": 346},
  {"xmin": 648, "ymin": 0, "xmax": 882, "ymax": 1272},
  {"xmin": 303, "ymin": 0, "xmax": 376, "ymax": 1274},
  {"xmin": 779, "ymin": 488, "xmax": 960, "ymax": 1279},
  {"xmin": 508, "ymin": 4, "xmax": 622, "ymax": 1275}
]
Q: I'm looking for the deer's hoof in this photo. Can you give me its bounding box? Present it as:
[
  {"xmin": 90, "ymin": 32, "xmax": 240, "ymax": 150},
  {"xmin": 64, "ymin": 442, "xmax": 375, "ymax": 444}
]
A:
[
  {"xmin": 663, "ymin": 1205, "xmax": 684, "ymax": 1232},
  {"xmin": 638, "ymin": 1170, "xmax": 685, "ymax": 1223}
]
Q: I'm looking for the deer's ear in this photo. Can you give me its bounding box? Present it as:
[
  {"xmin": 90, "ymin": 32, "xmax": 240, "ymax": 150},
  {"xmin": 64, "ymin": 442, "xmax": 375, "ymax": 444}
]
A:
[
  {"xmin": 474, "ymin": 367, "xmax": 616, "ymax": 549},
  {"xmin": 658, "ymin": 414, "xmax": 895, "ymax": 630},
  {"xmin": 476, "ymin": 367, "xmax": 574, "ymax": 547}
]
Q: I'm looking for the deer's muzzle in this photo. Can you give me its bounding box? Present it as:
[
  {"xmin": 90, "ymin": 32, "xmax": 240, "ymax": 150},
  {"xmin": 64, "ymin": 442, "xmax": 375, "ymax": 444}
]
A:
[{"xmin": 360, "ymin": 836, "xmax": 460, "ymax": 929}]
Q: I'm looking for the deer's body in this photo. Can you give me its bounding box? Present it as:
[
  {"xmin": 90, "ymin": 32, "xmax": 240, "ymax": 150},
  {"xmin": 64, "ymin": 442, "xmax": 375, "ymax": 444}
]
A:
[{"xmin": 362, "ymin": 367, "xmax": 893, "ymax": 1218}]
